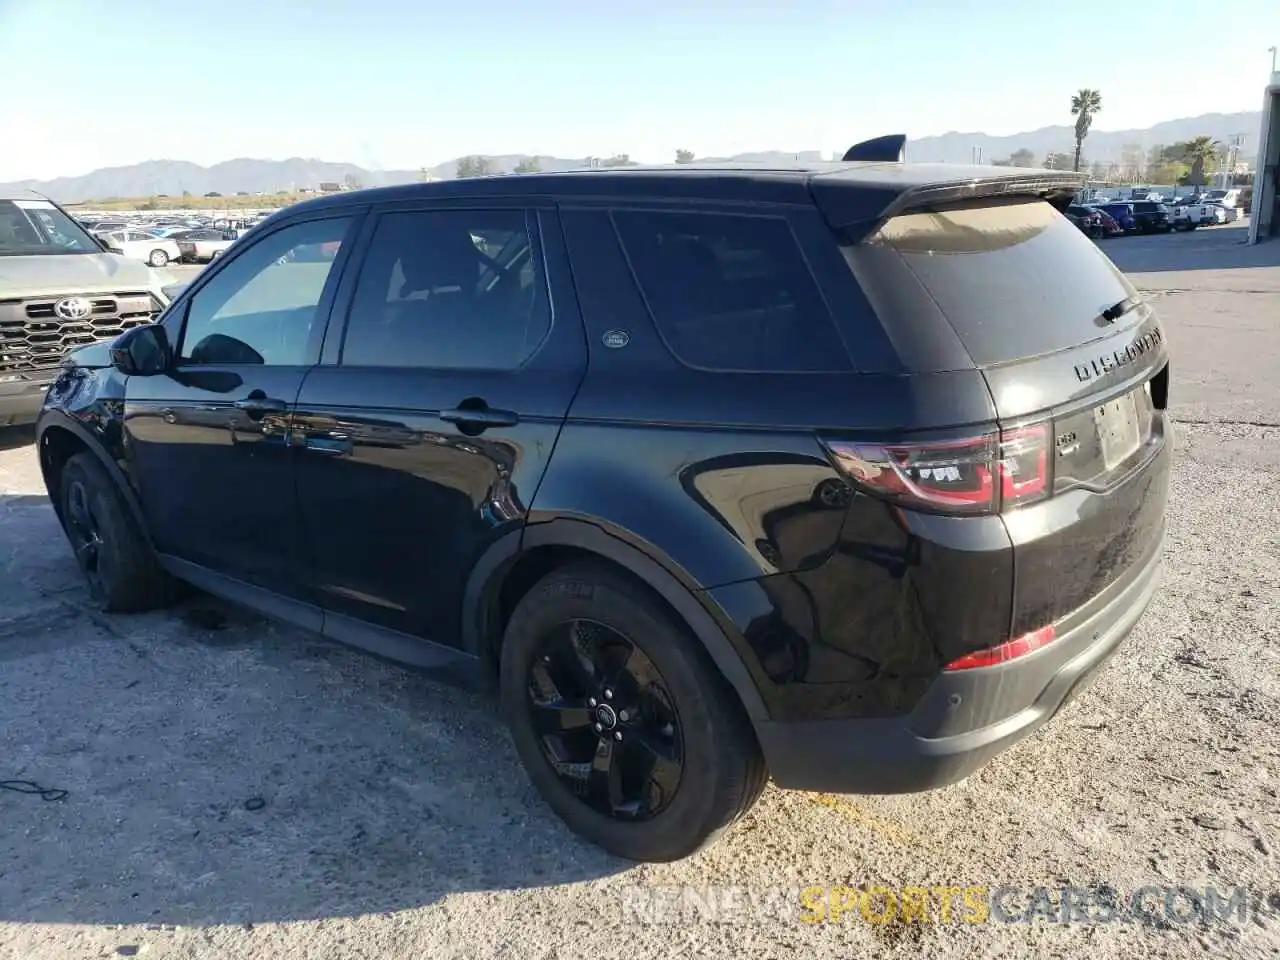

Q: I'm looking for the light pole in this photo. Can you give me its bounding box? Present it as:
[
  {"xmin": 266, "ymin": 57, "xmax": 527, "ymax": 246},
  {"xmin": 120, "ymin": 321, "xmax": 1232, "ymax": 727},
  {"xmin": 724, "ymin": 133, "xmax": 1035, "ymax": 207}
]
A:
[{"xmin": 1270, "ymin": 46, "xmax": 1277, "ymax": 73}]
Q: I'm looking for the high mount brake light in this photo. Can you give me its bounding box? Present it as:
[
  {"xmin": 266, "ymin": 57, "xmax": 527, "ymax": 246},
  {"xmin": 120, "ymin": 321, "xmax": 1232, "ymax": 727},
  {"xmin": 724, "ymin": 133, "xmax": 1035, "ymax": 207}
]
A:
[{"xmin": 822, "ymin": 424, "xmax": 1050, "ymax": 516}]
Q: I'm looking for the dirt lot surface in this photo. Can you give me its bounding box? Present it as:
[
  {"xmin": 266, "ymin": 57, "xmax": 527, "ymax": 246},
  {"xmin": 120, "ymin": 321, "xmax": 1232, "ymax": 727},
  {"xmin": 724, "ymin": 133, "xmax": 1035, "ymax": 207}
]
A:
[{"xmin": 1, "ymin": 224, "xmax": 1278, "ymax": 959}]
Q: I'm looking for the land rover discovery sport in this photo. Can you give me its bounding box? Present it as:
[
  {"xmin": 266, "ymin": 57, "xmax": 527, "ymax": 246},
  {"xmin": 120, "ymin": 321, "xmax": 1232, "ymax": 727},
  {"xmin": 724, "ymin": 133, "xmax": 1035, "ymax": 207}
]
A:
[{"xmin": 36, "ymin": 153, "xmax": 1170, "ymax": 861}]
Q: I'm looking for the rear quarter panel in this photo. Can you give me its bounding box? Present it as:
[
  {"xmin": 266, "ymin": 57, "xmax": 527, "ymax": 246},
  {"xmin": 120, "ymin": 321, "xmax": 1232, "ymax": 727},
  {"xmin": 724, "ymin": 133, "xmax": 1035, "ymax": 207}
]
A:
[{"xmin": 541, "ymin": 203, "xmax": 1010, "ymax": 722}]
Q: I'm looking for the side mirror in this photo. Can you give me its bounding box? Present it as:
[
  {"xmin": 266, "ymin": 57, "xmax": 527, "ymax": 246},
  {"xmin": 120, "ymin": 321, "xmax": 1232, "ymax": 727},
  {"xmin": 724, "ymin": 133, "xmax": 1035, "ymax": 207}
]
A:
[
  {"xmin": 95, "ymin": 235, "xmax": 112, "ymax": 252},
  {"xmin": 110, "ymin": 323, "xmax": 172, "ymax": 376}
]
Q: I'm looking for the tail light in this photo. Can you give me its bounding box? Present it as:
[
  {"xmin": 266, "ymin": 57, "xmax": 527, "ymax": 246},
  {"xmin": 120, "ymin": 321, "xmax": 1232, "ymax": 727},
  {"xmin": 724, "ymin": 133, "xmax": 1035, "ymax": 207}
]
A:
[{"xmin": 821, "ymin": 423, "xmax": 1050, "ymax": 517}]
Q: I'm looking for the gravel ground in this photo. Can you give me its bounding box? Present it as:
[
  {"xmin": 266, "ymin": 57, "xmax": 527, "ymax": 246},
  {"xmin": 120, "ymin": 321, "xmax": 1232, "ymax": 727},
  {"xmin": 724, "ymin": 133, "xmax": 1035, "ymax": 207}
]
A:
[{"xmin": 1, "ymin": 224, "xmax": 1278, "ymax": 960}]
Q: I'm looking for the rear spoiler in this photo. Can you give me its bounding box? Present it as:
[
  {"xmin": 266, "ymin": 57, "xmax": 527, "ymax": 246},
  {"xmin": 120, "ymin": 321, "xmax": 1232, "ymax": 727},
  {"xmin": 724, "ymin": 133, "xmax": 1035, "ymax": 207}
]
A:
[
  {"xmin": 812, "ymin": 169, "xmax": 1086, "ymax": 244},
  {"xmin": 880, "ymin": 172, "xmax": 1085, "ymax": 218}
]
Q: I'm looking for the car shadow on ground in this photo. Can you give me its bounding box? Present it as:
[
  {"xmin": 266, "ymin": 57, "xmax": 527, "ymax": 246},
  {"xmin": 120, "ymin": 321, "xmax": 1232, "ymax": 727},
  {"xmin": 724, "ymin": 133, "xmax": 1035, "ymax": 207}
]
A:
[
  {"xmin": 0, "ymin": 426, "xmax": 36, "ymax": 453},
  {"xmin": 1104, "ymin": 223, "xmax": 1280, "ymax": 274},
  {"xmin": 0, "ymin": 494, "xmax": 628, "ymax": 928}
]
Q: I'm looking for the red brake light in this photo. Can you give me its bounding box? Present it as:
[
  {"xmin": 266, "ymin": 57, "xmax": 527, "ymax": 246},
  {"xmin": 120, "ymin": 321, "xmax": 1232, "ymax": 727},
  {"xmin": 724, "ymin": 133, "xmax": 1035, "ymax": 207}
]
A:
[
  {"xmin": 821, "ymin": 423, "xmax": 1050, "ymax": 517},
  {"xmin": 944, "ymin": 626, "xmax": 1057, "ymax": 670}
]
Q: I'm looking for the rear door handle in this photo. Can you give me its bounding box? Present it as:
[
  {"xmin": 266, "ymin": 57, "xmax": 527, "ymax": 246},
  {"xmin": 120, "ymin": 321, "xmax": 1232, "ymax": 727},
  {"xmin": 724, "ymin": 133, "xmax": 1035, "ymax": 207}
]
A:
[{"xmin": 439, "ymin": 406, "xmax": 519, "ymax": 430}]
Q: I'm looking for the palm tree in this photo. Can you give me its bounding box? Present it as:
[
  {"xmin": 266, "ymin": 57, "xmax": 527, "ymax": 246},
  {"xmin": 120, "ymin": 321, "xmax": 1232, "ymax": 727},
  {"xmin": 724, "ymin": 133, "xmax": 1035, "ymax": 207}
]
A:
[
  {"xmin": 1183, "ymin": 136, "xmax": 1220, "ymax": 187},
  {"xmin": 1070, "ymin": 89, "xmax": 1103, "ymax": 173}
]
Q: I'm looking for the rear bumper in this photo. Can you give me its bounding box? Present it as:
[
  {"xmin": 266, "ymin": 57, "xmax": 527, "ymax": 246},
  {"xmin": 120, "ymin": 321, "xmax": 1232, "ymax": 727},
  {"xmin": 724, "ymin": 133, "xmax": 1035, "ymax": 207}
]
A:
[
  {"xmin": 0, "ymin": 374, "xmax": 55, "ymax": 427},
  {"xmin": 756, "ymin": 533, "xmax": 1164, "ymax": 794}
]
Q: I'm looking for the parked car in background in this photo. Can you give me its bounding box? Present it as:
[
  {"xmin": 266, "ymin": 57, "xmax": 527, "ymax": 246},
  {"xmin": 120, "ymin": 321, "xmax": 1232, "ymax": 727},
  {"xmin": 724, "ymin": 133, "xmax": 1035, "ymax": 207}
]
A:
[
  {"xmin": 0, "ymin": 190, "xmax": 171, "ymax": 426},
  {"xmin": 1204, "ymin": 189, "xmax": 1241, "ymax": 211},
  {"xmin": 1096, "ymin": 202, "xmax": 1139, "ymax": 233},
  {"xmin": 1206, "ymin": 202, "xmax": 1238, "ymax": 223},
  {"xmin": 87, "ymin": 220, "xmax": 130, "ymax": 237},
  {"xmin": 101, "ymin": 229, "xmax": 183, "ymax": 267},
  {"xmin": 1166, "ymin": 197, "xmax": 1214, "ymax": 231},
  {"xmin": 1094, "ymin": 208, "xmax": 1125, "ymax": 237},
  {"xmin": 171, "ymin": 228, "xmax": 238, "ymax": 262},
  {"xmin": 145, "ymin": 226, "xmax": 191, "ymax": 238},
  {"xmin": 1065, "ymin": 205, "xmax": 1105, "ymax": 239},
  {"xmin": 1128, "ymin": 201, "xmax": 1172, "ymax": 234}
]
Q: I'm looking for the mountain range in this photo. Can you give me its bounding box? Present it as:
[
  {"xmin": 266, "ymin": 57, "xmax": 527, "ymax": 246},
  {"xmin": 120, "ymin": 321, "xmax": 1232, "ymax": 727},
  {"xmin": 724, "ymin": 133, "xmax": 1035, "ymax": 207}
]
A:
[{"xmin": 2, "ymin": 112, "xmax": 1261, "ymax": 202}]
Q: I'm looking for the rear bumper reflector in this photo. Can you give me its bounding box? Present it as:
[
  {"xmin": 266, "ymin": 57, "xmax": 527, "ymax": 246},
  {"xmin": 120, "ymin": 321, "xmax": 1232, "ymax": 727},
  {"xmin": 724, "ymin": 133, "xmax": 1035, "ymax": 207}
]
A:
[{"xmin": 944, "ymin": 625, "xmax": 1057, "ymax": 671}]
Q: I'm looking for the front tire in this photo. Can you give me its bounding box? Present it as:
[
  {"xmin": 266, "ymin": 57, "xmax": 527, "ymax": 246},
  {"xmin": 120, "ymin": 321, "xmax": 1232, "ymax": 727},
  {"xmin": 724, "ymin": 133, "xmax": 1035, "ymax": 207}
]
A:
[
  {"xmin": 500, "ymin": 562, "xmax": 766, "ymax": 861},
  {"xmin": 59, "ymin": 453, "xmax": 177, "ymax": 613},
  {"xmin": 149, "ymin": 249, "xmax": 169, "ymax": 267}
]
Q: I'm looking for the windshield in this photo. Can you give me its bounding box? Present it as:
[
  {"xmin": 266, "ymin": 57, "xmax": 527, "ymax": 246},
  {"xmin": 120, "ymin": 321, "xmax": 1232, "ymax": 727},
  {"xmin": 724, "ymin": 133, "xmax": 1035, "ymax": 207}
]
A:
[{"xmin": 0, "ymin": 199, "xmax": 101, "ymax": 256}]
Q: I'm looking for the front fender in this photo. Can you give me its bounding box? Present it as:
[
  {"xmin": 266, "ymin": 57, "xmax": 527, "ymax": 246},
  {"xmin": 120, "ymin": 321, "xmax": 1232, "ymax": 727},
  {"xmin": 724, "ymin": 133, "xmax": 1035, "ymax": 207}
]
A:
[{"xmin": 35, "ymin": 374, "xmax": 148, "ymax": 541}]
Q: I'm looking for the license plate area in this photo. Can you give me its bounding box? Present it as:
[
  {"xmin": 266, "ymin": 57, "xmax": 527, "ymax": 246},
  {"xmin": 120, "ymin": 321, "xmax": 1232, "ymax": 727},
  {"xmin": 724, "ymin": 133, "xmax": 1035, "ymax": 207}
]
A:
[{"xmin": 1095, "ymin": 391, "xmax": 1142, "ymax": 471}]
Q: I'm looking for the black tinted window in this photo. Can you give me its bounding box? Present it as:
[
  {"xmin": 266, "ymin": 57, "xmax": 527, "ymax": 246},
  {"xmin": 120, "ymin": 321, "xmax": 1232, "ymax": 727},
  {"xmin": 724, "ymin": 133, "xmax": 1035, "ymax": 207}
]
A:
[
  {"xmin": 341, "ymin": 209, "xmax": 549, "ymax": 370},
  {"xmin": 847, "ymin": 198, "xmax": 1136, "ymax": 368},
  {"xmin": 612, "ymin": 210, "xmax": 851, "ymax": 372},
  {"xmin": 180, "ymin": 217, "xmax": 350, "ymax": 365}
]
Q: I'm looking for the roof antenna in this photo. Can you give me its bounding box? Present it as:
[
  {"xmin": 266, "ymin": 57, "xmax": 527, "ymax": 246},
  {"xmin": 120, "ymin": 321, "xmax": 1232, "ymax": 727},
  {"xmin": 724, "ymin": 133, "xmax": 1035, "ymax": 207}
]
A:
[{"xmin": 841, "ymin": 135, "xmax": 906, "ymax": 163}]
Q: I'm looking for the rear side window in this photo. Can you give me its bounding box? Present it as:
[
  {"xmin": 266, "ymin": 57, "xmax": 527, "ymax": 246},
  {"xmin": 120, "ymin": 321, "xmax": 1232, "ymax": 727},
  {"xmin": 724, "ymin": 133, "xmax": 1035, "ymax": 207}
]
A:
[
  {"xmin": 612, "ymin": 210, "xmax": 851, "ymax": 372},
  {"xmin": 846, "ymin": 198, "xmax": 1136, "ymax": 368}
]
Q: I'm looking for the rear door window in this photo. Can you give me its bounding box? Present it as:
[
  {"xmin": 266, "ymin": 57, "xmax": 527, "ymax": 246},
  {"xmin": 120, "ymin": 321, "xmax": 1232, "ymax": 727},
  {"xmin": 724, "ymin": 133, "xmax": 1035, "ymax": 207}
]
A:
[
  {"xmin": 340, "ymin": 208, "xmax": 550, "ymax": 370},
  {"xmin": 846, "ymin": 197, "xmax": 1136, "ymax": 367},
  {"xmin": 612, "ymin": 210, "xmax": 851, "ymax": 372}
]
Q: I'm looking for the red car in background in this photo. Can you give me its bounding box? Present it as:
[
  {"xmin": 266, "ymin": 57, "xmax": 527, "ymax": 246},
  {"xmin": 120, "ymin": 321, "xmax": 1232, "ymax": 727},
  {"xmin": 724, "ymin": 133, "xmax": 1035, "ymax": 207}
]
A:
[
  {"xmin": 1065, "ymin": 205, "xmax": 1104, "ymax": 238},
  {"xmin": 1093, "ymin": 207, "xmax": 1125, "ymax": 238}
]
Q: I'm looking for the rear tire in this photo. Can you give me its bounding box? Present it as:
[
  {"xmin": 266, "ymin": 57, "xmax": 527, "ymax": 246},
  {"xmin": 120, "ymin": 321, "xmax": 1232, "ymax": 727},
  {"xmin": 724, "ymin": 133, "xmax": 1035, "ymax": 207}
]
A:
[
  {"xmin": 500, "ymin": 561, "xmax": 767, "ymax": 861},
  {"xmin": 59, "ymin": 453, "xmax": 178, "ymax": 613}
]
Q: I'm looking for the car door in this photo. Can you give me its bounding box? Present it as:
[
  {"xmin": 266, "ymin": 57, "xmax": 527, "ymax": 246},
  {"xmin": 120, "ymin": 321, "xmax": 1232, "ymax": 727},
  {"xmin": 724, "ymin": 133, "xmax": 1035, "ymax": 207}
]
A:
[
  {"xmin": 123, "ymin": 212, "xmax": 361, "ymax": 604},
  {"xmin": 291, "ymin": 203, "xmax": 586, "ymax": 651}
]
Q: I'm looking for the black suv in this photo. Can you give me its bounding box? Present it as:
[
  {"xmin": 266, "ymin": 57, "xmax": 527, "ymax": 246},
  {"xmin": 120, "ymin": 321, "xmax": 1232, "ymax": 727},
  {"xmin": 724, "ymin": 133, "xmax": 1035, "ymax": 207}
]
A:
[
  {"xmin": 35, "ymin": 156, "xmax": 1171, "ymax": 862},
  {"xmin": 1129, "ymin": 200, "xmax": 1173, "ymax": 233}
]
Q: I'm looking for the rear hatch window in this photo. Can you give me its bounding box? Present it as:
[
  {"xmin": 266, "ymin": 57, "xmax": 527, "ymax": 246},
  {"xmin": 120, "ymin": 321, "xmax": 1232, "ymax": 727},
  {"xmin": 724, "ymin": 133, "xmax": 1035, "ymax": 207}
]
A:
[{"xmin": 845, "ymin": 197, "xmax": 1137, "ymax": 369}]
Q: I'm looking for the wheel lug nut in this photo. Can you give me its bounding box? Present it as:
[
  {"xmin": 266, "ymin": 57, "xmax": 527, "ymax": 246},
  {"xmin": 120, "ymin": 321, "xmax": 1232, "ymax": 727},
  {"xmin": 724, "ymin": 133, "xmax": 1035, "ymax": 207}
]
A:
[
  {"xmin": 604, "ymin": 689, "xmax": 613, "ymax": 700},
  {"xmin": 594, "ymin": 723, "xmax": 603, "ymax": 732},
  {"xmin": 614, "ymin": 731, "xmax": 622, "ymax": 741},
  {"xmin": 587, "ymin": 698, "xmax": 597, "ymax": 707},
  {"xmin": 618, "ymin": 710, "xmax": 629, "ymax": 722}
]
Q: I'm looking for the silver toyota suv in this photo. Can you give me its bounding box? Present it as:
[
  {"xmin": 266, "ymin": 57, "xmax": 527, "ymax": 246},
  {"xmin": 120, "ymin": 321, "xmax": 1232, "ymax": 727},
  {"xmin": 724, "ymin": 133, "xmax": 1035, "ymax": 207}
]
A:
[{"xmin": 1, "ymin": 190, "xmax": 173, "ymax": 426}]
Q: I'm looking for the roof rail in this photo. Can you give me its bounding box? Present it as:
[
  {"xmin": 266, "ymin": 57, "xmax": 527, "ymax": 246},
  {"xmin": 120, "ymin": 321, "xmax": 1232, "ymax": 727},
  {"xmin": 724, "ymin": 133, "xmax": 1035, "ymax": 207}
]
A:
[{"xmin": 841, "ymin": 134, "xmax": 906, "ymax": 163}]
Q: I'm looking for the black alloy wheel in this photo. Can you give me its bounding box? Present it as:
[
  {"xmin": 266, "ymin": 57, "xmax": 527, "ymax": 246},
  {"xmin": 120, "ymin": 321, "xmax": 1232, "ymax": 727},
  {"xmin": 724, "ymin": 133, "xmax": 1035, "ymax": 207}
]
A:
[
  {"xmin": 501, "ymin": 561, "xmax": 767, "ymax": 861},
  {"xmin": 526, "ymin": 618, "xmax": 683, "ymax": 821},
  {"xmin": 58, "ymin": 453, "xmax": 179, "ymax": 613},
  {"xmin": 64, "ymin": 476, "xmax": 108, "ymax": 602}
]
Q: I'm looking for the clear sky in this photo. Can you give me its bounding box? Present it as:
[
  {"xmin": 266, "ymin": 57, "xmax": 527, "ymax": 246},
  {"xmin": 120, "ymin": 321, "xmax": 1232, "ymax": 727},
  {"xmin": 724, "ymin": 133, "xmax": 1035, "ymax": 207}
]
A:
[{"xmin": 1, "ymin": 0, "xmax": 1276, "ymax": 181}]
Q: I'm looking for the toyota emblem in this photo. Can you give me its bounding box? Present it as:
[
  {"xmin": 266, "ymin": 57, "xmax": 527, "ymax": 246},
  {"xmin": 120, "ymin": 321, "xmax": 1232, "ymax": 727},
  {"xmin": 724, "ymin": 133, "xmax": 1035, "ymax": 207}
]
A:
[{"xmin": 53, "ymin": 297, "xmax": 92, "ymax": 321}]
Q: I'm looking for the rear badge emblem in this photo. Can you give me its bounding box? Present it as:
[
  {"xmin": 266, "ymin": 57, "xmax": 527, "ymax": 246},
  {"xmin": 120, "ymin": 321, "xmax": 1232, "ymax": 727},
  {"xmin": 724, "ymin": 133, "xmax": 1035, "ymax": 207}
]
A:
[{"xmin": 601, "ymin": 329, "xmax": 630, "ymax": 349}]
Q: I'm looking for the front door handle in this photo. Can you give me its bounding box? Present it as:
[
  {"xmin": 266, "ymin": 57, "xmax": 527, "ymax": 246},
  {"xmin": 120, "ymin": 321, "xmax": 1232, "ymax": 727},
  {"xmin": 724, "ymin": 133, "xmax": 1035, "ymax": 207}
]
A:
[
  {"xmin": 439, "ymin": 403, "xmax": 519, "ymax": 431},
  {"xmin": 303, "ymin": 434, "xmax": 354, "ymax": 456},
  {"xmin": 233, "ymin": 392, "xmax": 288, "ymax": 418}
]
